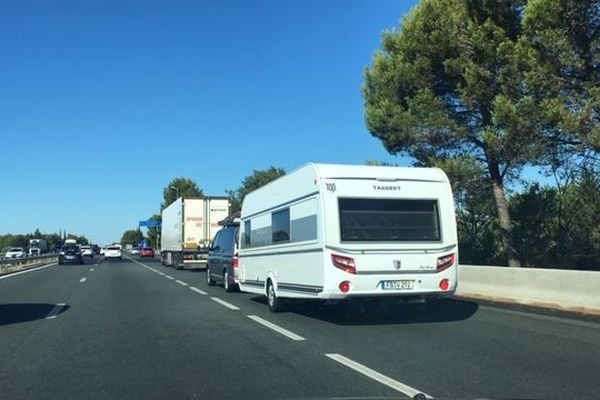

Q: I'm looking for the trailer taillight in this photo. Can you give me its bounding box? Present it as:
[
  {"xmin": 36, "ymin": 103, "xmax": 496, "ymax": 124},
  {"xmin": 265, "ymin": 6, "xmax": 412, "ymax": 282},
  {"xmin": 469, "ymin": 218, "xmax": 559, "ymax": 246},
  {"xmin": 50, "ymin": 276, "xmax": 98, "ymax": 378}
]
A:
[
  {"xmin": 231, "ymin": 256, "xmax": 239, "ymax": 268},
  {"xmin": 339, "ymin": 281, "xmax": 351, "ymax": 293},
  {"xmin": 331, "ymin": 254, "xmax": 356, "ymax": 275},
  {"xmin": 439, "ymin": 279, "xmax": 450, "ymax": 291},
  {"xmin": 436, "ymin": 253, "xmax": 455, "ymax": 272}
]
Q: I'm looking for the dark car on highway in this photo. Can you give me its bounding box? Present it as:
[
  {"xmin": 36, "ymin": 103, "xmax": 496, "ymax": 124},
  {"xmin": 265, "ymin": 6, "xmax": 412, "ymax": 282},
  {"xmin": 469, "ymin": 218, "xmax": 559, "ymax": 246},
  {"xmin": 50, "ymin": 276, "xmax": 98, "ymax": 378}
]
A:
[
  {"xmin": 206, "ymin": 216, "xmax": 239, "ymax": 292},
  {"xmin": 58, "ymin": 243, "xmax": 83, "ymax": 265}
]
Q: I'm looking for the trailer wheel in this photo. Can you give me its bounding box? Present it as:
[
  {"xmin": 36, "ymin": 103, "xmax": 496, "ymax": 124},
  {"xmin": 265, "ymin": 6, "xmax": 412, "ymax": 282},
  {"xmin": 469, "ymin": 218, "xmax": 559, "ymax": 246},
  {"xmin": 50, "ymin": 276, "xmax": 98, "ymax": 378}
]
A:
[
  {"xmin": 206, "ymin": 268, "xmax": 216, "ymax": 286},
  {"xmin": 267, "ymin": 281, "xmax": 284, "ymax": 312}
]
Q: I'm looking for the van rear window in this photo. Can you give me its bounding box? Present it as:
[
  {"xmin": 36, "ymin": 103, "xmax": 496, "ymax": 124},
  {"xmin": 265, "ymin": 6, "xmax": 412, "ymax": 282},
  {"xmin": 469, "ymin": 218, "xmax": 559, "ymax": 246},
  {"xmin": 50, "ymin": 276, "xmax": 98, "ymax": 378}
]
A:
[{"xmin": 339, "ymin": 198, "xmax": 440, "ymax": 242}]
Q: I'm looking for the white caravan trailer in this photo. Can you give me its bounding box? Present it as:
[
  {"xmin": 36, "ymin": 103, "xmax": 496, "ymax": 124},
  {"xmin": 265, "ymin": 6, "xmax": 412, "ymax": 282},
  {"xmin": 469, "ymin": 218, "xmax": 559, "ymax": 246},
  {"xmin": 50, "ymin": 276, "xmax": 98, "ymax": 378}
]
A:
[{"xmin": 238, "ymin": 163, "xmax": 458, "ymax": 311}]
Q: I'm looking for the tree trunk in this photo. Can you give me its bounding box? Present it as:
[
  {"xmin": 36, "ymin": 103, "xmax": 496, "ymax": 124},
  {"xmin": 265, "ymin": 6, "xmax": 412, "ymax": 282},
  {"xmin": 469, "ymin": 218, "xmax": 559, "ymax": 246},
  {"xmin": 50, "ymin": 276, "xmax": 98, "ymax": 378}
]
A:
[{"xmin": 488, "ymin": 159, "xmax": 522, "ymax": 267}]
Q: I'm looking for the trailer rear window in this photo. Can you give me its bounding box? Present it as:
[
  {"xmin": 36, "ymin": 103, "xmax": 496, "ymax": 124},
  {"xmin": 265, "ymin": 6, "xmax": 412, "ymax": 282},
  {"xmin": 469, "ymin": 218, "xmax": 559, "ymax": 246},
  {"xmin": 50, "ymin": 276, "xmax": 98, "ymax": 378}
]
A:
[{"xmin": 339, "ymin": 198, "xmax": 440, "ymax": 242}]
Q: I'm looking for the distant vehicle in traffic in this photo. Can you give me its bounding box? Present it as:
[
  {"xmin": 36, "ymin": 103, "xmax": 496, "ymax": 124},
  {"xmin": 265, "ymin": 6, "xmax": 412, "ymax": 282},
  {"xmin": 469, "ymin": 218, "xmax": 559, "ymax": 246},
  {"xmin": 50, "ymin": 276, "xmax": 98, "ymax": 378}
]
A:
[
  {"xmin": 80, "ymin": 245, "xmax": 94, "ymax": 258},
  {"xmin": 58, "ymin": 242, "xmax": 83, "ymax": 265},
  {"xmin": 140, "ymin": 247, "xmax": 155, "ymax": 258},
  {"xmin": 238, "ymin": 163, "xmax": 459, "ymax": 312},
  {"xmin": 99, "ymin": 247, "xmax": 106, "ymax": 256},
  {"xmin": 131, "ymin": 248, "xmax": 140, "ymax": 255},
  {"xmin": 161, "ymin": 196, "xmax": 229, "ymax": 269},
  {"xmin": 104, "ymin": 245, "xmax": 122, "ymax": 260},
  {"xmin": 5, "ymin": 247, "xmax": 25, "ymax": 258},
  {"xmin": 206, "ymin": 215, "xmax": 239, "ymax": 292},
  {"xmin": 28, "ymin": 239, "xmax": 48, "ymax": 256},
  {"xmin": 92, "ymin": 244, "xmax": 101, "ymax": 255}
]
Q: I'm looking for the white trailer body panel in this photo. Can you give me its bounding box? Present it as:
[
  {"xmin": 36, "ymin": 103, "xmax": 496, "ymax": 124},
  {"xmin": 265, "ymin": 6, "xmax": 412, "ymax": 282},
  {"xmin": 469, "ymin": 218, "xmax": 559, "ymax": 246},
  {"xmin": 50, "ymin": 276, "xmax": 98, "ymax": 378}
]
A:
[
  {"xmin": 238, "ymin": 163, "xmax": 458, "ymax": 300},
  {"xmin": 206, "ymin": 198, "xmax": 230, "ymax": 246},
  {"xmin": 161, "ymin": 197, "xmax": 183, "ymax": 252},
  {"xmin": 161, "ymin": 197, "xmax": 230, "ymax": 268},
  {"xmin": 183, "ymin": 199, "xmax": 205, "ymax": 249}
]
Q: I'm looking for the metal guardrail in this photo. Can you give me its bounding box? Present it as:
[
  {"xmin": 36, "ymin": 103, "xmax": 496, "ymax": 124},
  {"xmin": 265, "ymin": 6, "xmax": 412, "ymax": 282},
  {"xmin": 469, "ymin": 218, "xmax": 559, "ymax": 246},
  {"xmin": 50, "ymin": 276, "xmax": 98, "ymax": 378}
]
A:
[{"xmin": 0, "ymin": 254, "xmax": 58, "ymax": 275}]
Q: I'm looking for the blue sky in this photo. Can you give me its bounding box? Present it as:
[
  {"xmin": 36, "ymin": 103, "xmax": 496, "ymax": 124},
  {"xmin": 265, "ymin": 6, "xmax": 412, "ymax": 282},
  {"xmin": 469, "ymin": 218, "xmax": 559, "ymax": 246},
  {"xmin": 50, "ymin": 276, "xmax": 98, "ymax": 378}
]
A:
[{"xmin": 1, "ymin": 0, "xmax": 419, "ymax": 244}]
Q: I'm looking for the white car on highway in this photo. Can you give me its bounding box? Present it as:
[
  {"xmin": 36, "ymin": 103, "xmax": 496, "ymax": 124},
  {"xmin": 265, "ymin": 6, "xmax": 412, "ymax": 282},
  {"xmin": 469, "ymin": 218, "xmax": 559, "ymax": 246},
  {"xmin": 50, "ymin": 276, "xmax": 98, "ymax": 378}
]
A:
[
  {"xmin": 104, "ymin": 245, "xmax": 122, "ymax": 260},
  {"xmin": 81, "ymin": 245, "xmax": 94, "ymax": 258},
  {"xmin": 5, "ymin": 247, "xmax": 26, "ymax": 258}
]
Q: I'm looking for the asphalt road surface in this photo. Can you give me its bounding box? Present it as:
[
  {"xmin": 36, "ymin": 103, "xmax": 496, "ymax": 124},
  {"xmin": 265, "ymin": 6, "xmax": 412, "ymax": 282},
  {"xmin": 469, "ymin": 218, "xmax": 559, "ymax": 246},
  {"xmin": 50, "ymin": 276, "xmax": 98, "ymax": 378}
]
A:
[{"xmin": 1, "ymin": 255, "xmax": 599, "ymax": 400}]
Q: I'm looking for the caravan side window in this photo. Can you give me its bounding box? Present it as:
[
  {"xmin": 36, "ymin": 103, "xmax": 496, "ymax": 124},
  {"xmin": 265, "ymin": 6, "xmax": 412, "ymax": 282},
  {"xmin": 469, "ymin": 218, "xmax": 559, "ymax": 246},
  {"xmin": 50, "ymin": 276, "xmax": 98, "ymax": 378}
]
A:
[
  {"xmin": 243, "ymin": 220, "xmax": 251, "ymax": 247},
  {"xmin": 272, "ymin": 208, "xmax": 290, "ymax": 243}
]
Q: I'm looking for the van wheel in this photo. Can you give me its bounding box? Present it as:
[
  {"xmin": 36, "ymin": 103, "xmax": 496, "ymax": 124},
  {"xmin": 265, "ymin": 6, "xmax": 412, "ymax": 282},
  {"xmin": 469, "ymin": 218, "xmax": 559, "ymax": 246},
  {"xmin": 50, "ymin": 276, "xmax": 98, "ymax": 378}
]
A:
[
  {"xmin": 206, "ymin": 269, "xmax": 216, "ymax": 286},
  {"xmin": 223, "ymin": 270, "xmax": 234, "ymax": 292},
  {"xmin": 267, "ymin": 281, "xmax": 284, "ymax": 312}
]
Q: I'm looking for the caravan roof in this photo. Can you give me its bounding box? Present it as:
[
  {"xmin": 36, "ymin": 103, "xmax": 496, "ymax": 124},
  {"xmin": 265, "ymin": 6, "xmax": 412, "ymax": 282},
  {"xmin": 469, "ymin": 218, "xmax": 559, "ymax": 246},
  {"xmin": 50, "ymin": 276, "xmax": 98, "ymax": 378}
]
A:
[{"xmin": 241, "ymin": 163, "xmax": 449, "ymax": 218}]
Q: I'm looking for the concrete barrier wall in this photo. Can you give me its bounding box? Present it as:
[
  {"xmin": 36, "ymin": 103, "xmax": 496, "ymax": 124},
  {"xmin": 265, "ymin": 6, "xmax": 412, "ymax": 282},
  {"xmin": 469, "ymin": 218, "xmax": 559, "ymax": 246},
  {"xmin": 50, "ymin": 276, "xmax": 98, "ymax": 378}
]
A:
[
  {"xmin": 0, "ymin": 256, "xmax": 57, "ymax": 276},
  {"xmin": 457, "ymin": 265, "xmax": 600, "ymax": 313}
]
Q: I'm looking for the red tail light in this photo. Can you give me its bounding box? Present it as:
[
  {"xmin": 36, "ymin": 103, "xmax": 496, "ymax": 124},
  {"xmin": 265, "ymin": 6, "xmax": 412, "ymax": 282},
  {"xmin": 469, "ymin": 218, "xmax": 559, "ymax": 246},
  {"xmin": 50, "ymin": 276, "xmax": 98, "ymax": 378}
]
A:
[
  {"xmin": 339, "ymin": 281, "xmax": 351, "ymax": 293},
  {"xmin": 331, "ymin": 254, "xmax": 356, "ymax": 274},
  {"xmin": 231, "ymin": 256, "xmax": 239, "ymax": 269},
  {"xmin": 439, "ymin": 279, "xmax": 450, "ymax": 291},
  {"xmin": 436, "ymin": 253, "xmax": 455, "ymax": 272}
]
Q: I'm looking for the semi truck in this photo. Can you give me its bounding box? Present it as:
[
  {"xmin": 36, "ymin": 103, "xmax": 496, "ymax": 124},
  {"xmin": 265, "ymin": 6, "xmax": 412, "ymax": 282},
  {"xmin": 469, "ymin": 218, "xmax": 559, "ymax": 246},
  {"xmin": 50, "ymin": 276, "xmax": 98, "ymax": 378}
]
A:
[
  {"xmin": 161, "ymin": 197, "xmax": 230, "ymax": 269},
  {"xmin": 28, "ymin": 239, "xmax": 48, "ymax": 256}
]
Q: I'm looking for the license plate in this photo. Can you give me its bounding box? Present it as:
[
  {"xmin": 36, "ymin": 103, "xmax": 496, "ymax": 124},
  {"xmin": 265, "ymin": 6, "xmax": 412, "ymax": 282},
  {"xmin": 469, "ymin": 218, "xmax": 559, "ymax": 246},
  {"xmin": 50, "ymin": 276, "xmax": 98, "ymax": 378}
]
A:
[
  {"xmin": 381, "ymin": 280, "xmax": 414, "ymax": 290},
  {"xmin": 66, "ymin": 255, "xmax": 74, "ymax": 259}
]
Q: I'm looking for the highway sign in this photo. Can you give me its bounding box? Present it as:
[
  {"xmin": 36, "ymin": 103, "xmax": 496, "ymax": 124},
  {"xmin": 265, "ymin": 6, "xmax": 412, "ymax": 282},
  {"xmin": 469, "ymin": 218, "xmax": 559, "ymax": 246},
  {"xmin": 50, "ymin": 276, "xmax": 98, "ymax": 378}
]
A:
[{"xmin": 139, "ymin": 220, "xmax": 161, "ymax": 228}]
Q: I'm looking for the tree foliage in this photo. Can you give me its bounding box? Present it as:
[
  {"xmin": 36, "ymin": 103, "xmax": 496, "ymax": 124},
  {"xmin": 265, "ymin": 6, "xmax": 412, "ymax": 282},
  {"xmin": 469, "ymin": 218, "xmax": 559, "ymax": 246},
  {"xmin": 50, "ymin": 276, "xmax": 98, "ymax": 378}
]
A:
[
  {"xmin": 363, "ymin": 0, "xmax": 600, "ymax": 267},
  {"xmin": 161, "ymin": 177, "xmax": 204, "ymax": 211},
  {"xmin": 120, "ymin": 229, "xmax": 145, "ymax": 247},
  {"xmin": 521, "ymin": 0, "xmax": 600, "ymax": 167},
  {"xmin": 227, "ymin": 167, "xmax": 286, "ymax": 213},
  {"xmin": 0, "ymin": 231, "xmax": 88, "ymax": 253},
  {"xmin": 146, "ymin": 213, "xmax": 162, "ymax": 249},
  {"xmin": 460, "ymin": 173, "xmax": 600, "ymax": 270}
]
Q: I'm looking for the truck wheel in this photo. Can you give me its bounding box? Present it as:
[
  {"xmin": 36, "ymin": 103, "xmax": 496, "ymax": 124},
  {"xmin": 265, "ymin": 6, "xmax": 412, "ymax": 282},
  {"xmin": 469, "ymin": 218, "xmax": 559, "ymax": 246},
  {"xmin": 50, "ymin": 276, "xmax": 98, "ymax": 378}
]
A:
[
  {"xmin": 267, "ymin": 281, "xmax": 284, "ymax": 312},
  {"xmin": 223, "ymin": 270, "xmax": 234, "ymax": 292},
  {"xmin": 206, "ymin": 268, "xmax": 216, "ymax": 286}
]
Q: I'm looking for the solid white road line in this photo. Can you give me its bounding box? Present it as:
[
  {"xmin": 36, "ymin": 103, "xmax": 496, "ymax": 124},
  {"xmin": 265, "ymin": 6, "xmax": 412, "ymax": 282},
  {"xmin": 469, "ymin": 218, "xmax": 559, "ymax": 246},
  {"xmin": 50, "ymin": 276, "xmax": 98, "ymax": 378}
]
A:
[
  {"xmin": 189, "ymin": 286, "xmax": 207, "ymax": 295},
  {"xmin": 210, "ymin": 297, "xmax": 240, "ymax": 311},
  {"xmin": 175, "ymin": 279, "xmax": 189, "ymax": 287},
  {"xmin": 0, "ymin": 262, "xmax": 57, "ymax": 280},
  {"xmin": 80, "ymin": 277, "xmax": 87, "ymax": 283},
  {"xmin": 325, "ymin": 353, "xmax": 432, "ymax": 399},
  {"xmin": 247, "ymin": 315, "xmax": 305, "ymax": 341},
  {"xmin": 165, "ymin": 275, "xmax": 175, "ymax": 280},
  {"xmin": 45, "ymin": 303, "xmax": 67, "ymax": 319}
]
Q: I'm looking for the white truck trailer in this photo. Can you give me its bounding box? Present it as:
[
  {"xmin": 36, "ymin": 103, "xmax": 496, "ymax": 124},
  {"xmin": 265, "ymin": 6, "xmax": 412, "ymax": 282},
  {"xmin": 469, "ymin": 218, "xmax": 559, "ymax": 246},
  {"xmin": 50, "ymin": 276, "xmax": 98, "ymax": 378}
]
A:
[
  {"xmin": 29, "ymin": 239, "xmax": 48, "ymax": 256},
  {"xmin": 238, "ymin": 163, "xmax": 458, "ymax": 312},
  {"xmin": 161, "ymin": 197, "xmax": 230, "ymax": 269}
]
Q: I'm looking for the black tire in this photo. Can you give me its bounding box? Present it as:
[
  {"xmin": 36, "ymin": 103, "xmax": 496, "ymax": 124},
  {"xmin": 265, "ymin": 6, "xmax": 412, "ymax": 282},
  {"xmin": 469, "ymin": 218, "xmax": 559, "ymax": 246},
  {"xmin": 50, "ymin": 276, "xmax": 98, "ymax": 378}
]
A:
[
  {"xmin": 206, "ymin": 268, "xmax": 216, "ymax": 286},
  {"xmin": 267, "ymin": 281, "xmax": 284, "ymax": 312},
  {"xmin": 223, "ymin": 270, "xmax": 234, "ymax": 292}
]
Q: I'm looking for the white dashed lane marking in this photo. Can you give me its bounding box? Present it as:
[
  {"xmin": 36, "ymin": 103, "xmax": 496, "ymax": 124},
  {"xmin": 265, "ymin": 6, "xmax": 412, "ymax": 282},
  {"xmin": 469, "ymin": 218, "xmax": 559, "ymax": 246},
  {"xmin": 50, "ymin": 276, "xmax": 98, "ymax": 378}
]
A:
[
  {"xmin": 189, "ymin": 286, "xmax": 207, "ymax": 295},
  {"xmin": 247, "ymin": 315, "xmax": 305, "ymax": 341},
  {"xmin": 210, "ymin": 297, "xmax": 240, "ymax": 311},
  {"xmin": 45, "ymin": 303, "xmax": 67, "ymax": 319},
  {"xmin": 325, "ymin": 353, "xmax": 432, "ymax": 399}
]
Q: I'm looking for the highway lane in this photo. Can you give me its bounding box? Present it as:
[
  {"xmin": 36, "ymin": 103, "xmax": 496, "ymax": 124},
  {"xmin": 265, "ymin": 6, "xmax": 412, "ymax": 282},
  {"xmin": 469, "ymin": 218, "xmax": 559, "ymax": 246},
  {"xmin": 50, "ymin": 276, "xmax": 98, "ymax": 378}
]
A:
[
  {"xmin": 1, "ymin": 255, "xmax": 599, "ymax": 399},
  {"xmin": 0, "ymin": 256, "xmax": 404, "ymax": 400},
  {"xmin": 142, "ymin": 257, "xmax": 600, "ymax": 400}
]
